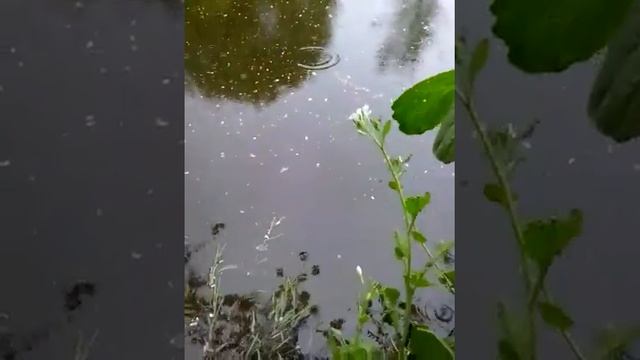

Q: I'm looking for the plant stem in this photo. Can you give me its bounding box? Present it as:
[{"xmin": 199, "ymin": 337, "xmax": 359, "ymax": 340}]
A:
[
  {"xmin": 456, "ymin": 89, "xmax": 536, "ymax": 358},
  {"xmin": 541, "ymin": 288, "xmax": 586, "ymax": 360},
  {"xmin": 374, "ymin": 140, "xmax": 413, "ymax": 359}
]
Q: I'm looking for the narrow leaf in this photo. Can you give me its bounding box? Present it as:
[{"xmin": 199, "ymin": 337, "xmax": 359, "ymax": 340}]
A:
[{"xmin": 538, "ymin": 301, "xmax": 574, "ymax": 331}]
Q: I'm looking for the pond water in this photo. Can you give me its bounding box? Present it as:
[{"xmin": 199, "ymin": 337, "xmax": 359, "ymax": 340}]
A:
[{"xmin": 184, "ymin": 0, "xmax": 454, "ymax": 355}]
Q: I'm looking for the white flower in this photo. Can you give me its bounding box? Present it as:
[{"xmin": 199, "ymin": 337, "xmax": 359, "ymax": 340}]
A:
[
  {"xmin": 348, "ymin": 105, "xmax": 372, "ymax": 121},
  {"xmin": 356, "ymin": 265, "xmax": 364, "ymax": 284}
]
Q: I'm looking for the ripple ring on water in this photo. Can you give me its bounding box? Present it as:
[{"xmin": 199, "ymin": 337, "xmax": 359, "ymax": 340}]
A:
[{"xmin": 297, "ymin": 46, "xmax": 340, "ymax": 70}]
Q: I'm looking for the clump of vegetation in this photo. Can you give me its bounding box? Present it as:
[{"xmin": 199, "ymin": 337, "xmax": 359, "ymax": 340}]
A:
[
  {"xmin": 321, "ymin": 68, "xmax": 455, "ymax": 359},
  {"xmin": 184, "ymin": 237, "xmax": 321, "ymax": 359}
]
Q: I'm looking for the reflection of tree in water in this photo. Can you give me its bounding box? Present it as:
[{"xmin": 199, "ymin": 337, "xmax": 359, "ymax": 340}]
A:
[
  {"xmin": 377, "ymin": 0, "xmax": 436, "ymax": 70},
  {"xmin": 185, "ymin": 0, "xmax": 335, "ymax": 104}
]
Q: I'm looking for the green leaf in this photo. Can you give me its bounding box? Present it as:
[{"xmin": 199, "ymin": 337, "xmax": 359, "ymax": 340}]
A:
[
  {"xmin": 498, "ymin": 340, "xmax": 521, "ymax": 360},
  {"xmin": 405, "ymin": 192, "xmax": 431, "ymax": 219},
  {"xmin": 382, "ymin": 120, "xmax": 392, "ymax": 140},
  {"xmin": 439, "ymin": 270, "xmax": 455, "ymax": 287},
  {"xmin": 593, "ymin": 325, "xmax": 640, "ymax": 359},
  {"xmin": 392, "ymin": 70, "xmax": 455, "ymax": 135},
  {"xmin": 469, "ymin": 38, "xmax": 490, "ymax": 87},
  {"xmin": 538, "ymin": 301, "xmax": 574, "ymax": 331},
  {"xmin": 388, "ymin": 180, "xmax": 400, "ymax": 191},
  {"xmin": 588, "ymin": 4, "xmax": 640, "ymax": 142},
  {"xmin": 433, "ymin": 110, "xmax": 455, "ymax": 164},
  {"xmin": 394, "ymin": 231, "xmax": 408, "ymax": 260},
  {"xmin": 483, "ymin": 183, "xmax": 517, "ymax": 207},
  {"xmin": 491, "ymin": 0, "xmax": 634, "ymax": 72},
  {"xmin": 496, "ymin": 302, "xmax": 533, "ymax": 360},
  {"xmin": 382, "ymin": 286, "xmax": 400, "ymax": 306},
  {"xmin": 407, "ymin": 271, "xmax": 431, "ymax": 288},
  {"xmin": 522, "ymin": 209, "xmax": 583, "ymax": 270},
  {"xmin": 409, "ymin": 325, "xmax": 454, "ymax": 360},
  {"xmin": 411, "ymin": 230, "xmax": 427, "ymax": 244}
]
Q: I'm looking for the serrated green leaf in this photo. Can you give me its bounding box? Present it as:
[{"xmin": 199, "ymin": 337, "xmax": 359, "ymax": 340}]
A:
[
  {"xmin": 523, "ymin": 209, "xmax": 583, "ymax": 270},
  {"xmin": 538, "ymin": 302, "xmax": 574, "ymax": 331},
  {"xmin": 392, "ymin": 70, "xmax": 455, "ymax": 135},
  {"xmin": 491, "ymin": 0, "xmax": 633, "ymax": 72},
  {"xmin": 405, "ymin": 192, "xmax": 431, "ymax": 219},
  {"xmin": 409, "ymin": 325, "xmax": 454, "ymax": 360}
]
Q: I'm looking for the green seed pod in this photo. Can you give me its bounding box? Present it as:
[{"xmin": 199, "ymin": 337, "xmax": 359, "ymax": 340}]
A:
[{"xmin": 588, "ymin": 4, "xmax": 640, "ymax": 142}]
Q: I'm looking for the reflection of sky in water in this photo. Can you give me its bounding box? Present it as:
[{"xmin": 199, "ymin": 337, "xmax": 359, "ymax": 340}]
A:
[{"xmin": 185, "ymin": 0, "xmax": 454, "ymax": 351}]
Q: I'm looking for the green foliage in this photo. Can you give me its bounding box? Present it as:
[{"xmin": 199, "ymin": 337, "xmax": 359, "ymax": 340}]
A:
[
  {"xmin": 490, "ymin": 0, "xmax": 634, "ymax": 72},
  {"xmin": 522, "ymin": 209, "xmax": 583, "ymax": 271},
  {"xmin": 391, "ymin": 70, "xmax": 454, "ymax": 135},
  {"xmin": 432, "ymin": 113, "xmax": 455, "ymax": 164},
  {"xmin": 538, "ymin": 302, "xmax": 574, "ymax": 331},
  {"xmin": 409, "ymin": 326, "xmax": 454, "ymax": 360},
  {"xmin": 348, "ymin": 70, "xmax": 455, "ymax": 358},
  {"xmin": 405, "ymin": 193, "xmax": 431, "ymax": 220},
  {"xmin": 592, "ymin": 325, "xmax": 640, "ymax": 359},
  {"xmin": 461, "ymin": 1, "xmax": 640, "ymax": 358},
  {"xmin": 588, "ymin": 3, "xmax": 640, "ymax": 142},
  {"xmin": 391, "ymin": 70, "xmax": 455, "ymax": 164}
]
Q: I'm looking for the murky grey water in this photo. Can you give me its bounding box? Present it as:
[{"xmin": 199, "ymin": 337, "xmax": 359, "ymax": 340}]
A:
[{"xmin": 185, "ymin": 0, "xmax": 454, "ymax": 355}]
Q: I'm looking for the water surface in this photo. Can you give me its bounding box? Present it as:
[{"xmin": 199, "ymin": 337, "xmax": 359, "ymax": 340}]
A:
[{"xmin": 185, "ymin": 0, "xmax": 454, "ymax": 354}]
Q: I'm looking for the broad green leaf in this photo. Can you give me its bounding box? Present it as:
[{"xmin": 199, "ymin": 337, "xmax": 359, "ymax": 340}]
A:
[
  {"xmin": 538, "ymin": 301, "xmax": 574, "ymax": 331},
  {"xmin": 523, "ymin": 209, "xmax": 583, "ymax": 270},
  {"xmin": 588, "ymin": 4, "xmax": 640, "ymax": 142},
  {"xmin": 409, "ymin": 325, "xmax": 454, "ymax": 360},
  {"xmin": 433, "ymin": 111, "xmax": 455, "ymax": 164},
  {"xmin": 411, "ymin": 230, "xmax": 427, "ymax": 244},
  {"xmin": 491, "ymin": 0, "xmax": 633, "ymax": 72},
  {"xmin": 469, "ymin": 39, "xmax": 490, "ymax": 87},
  {"xmin": 392, "ymin": 70, "xmax": 455, "ymax": 135},
  {"xmin": 405, "ymin": 192, "xmax": 431, "ymax": 219}
]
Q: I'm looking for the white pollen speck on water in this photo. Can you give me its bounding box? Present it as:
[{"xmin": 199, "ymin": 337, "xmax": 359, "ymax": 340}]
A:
[
  {"xmin": 131, "ymin": 251, "xmax": 142, "ymax": 260},
  {"xmin": 568, "ymin": 157, "xmax": 575, "ymax": 165},
  {"xmin": 280, "ymin": 167, "xmax": 289, "ymax": 174}
]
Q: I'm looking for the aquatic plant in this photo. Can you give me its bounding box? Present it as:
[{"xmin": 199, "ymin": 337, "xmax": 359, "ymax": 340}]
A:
[
  {"xmin": 456, "ymin": 30, "xmax": 639, "ymax": 359},
  {"xmin": 184, "ymin": 238, "xmax": 320, "ymax": 359},
  {"xmin": 327, "ymin": 69, "xmax": 456, "ymax": 359}
]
